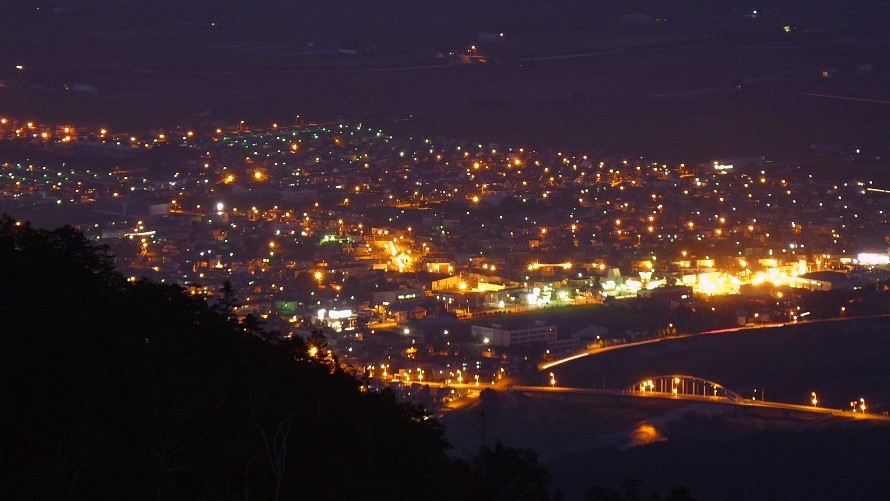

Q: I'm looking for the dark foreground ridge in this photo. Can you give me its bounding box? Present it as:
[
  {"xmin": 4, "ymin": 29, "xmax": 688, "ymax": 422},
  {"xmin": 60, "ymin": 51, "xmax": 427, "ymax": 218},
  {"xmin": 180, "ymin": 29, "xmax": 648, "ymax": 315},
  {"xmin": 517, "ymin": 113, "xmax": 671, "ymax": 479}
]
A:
[{"xmin": 0, "ymin": 215, "xmax": 565, "ymax": 501}]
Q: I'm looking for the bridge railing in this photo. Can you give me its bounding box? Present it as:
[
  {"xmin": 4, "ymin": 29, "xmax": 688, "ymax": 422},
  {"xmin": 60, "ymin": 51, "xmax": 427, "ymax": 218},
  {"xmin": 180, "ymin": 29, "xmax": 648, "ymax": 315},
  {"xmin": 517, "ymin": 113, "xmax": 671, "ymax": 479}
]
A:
[{"xmin": 626, "ymin": 375, "xmax": 742, "ymax": 402}]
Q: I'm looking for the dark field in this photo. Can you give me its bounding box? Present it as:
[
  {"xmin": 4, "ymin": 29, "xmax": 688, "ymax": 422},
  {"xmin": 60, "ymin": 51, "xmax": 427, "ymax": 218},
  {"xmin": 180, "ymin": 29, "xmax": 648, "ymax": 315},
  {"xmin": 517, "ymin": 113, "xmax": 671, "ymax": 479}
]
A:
[
  {"xmin": 544, "ymin": 418, "xmax": 890, "ymax": 500},
  {"xmin": 445, "ymin": 316, "xmax": 890, "ymax": 500},
  {"xmin": 2, "ymin": 2, "xmax": 889, "ymax": 163},
  {"xmin": 551, "ymin": 316, "xmax": 890, "ymax": 410},
  {"xmin": 444, "ymin": 391, "xmax": 890, "ymax": 500},
  {"xmin": 3, "ymin": 43, "xmax": 889, "ymax": 164}
]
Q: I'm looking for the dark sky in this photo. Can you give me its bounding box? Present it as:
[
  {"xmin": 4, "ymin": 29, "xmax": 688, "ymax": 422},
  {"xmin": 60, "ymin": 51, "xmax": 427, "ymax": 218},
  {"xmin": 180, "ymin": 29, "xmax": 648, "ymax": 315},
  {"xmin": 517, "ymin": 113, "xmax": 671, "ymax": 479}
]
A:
[
  {"xmin": 3, "ymin": 1, "xmax": 886, "ymax": 67},
  {"xmin": 1, "ymin": 1, "xmax": 888, "ymax": 159}
]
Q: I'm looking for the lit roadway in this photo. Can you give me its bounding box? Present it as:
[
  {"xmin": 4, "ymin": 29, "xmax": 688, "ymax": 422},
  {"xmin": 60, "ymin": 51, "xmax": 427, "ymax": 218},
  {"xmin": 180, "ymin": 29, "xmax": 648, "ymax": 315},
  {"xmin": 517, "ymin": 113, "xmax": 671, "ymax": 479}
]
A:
[
  {"xmin": 539, "ymin": 314, "xmax": 890, "ymax": 371},
  {"xmin": 490, "ymin": 384, "xmax": 890, "ymax": 422},
  {"xmin": 380, "ymin": 377, "xmax": 889, "ymax": 421},
  {"xmin": 375, "ymin": 315, "xmax": 890, "ymax": 419}
]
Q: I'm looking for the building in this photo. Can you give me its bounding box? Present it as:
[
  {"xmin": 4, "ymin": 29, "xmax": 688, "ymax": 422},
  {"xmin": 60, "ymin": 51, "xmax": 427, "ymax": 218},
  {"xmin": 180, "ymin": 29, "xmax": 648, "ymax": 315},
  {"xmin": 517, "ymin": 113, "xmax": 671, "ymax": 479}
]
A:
[
  {"xmin": 371, "ymin": 288, "xmax": 424, "ymax": 307},
  {"xmin": 471, "ymin": 321, "xmax": 557, "ymax": 347},
  {"xmin": 790, "ymin": 271, "xmax": 854, "ymax": 291}
]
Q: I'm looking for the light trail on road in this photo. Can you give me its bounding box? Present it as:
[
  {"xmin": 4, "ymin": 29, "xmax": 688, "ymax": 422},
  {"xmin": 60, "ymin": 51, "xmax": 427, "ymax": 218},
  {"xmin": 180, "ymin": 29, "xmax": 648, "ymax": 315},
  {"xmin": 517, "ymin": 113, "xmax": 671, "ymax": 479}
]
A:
[{"xmin": 541, "ymin": 314, "xmax": 890, "ymax": 370}]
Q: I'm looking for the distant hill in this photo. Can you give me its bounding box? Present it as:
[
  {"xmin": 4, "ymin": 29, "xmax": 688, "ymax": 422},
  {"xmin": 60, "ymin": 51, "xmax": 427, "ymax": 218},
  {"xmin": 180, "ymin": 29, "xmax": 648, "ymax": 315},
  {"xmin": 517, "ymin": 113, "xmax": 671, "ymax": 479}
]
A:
[
  {"xmin": 3, "ymin": 1, "xmax": 888, "ymax": 72},
  {"xmin": 2, "ymin": 0, "xmax": 888, "ymax": 161}
]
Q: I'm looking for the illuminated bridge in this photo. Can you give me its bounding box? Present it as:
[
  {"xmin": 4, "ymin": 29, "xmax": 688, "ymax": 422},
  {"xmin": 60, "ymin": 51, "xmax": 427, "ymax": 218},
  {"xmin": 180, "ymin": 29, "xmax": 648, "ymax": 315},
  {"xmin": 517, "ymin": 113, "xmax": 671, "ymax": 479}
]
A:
[
  {"xmin": 625, "ymin": 375, "xmax": 743, "ymax": 403},
  {"xmin": 409, "ymin": 376, "xmax": 890, "ymax": 421}
]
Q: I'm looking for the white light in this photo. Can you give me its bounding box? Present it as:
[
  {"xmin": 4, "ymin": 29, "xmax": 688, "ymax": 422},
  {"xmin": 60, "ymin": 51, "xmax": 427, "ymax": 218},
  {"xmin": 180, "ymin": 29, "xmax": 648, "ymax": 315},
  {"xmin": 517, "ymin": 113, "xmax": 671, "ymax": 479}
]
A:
[
  {"xmin": 857, "ymin": 253, "xmax": 889, "ymax": 266},
  {"xmin": 327, "ymin": 309, "xmax": 352, "ymax": 319}
]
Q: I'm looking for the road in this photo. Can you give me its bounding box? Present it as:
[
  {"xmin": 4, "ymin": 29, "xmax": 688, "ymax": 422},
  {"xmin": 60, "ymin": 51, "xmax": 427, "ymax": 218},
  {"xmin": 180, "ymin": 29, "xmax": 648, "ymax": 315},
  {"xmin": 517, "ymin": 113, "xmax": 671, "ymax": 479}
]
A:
[
  {"xmin": 797, "ymin": 92, "xmax": 890, "ymax": 105},
  {"xmin": 379, "ymin": 374, "xmax": 890, "ymax": 421},
  {"xmin": 500, "ymin": 384, "xmax": 890, "ymax": 422},
  {"xmin": 539, "ymin": 314, "xmax": 890, "ymax": 371},
  {"xmin": 540, "ymin": 336, "xmax": 694, "ymax": 371}
]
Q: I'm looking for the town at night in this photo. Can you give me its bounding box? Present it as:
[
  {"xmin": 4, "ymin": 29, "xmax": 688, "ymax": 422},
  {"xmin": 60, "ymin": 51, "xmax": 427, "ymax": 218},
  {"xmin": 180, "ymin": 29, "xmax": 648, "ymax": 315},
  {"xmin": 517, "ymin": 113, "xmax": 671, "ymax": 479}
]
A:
[{"xmin": 3, "ymin": 2, "xmax": 890, "ymax": 500}]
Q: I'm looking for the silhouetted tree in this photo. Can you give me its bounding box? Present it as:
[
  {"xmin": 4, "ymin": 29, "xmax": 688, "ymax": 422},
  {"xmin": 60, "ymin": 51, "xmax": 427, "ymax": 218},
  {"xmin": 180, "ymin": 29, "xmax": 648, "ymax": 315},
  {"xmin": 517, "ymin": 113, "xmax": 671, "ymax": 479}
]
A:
[
  {"xmin": 241, "ymin": 312, "xmax": 265, "ymax": 336},
  {"xmin": 584, "ymin": 480, "xmax": 695, "ymax": 501},
  {"xmin": 292, "ymin": 271, "xmax": 317, "ymax": 301},
  {"xmin": 475, "ymin": 442, "xmax": 552, "ymax": 501},
  {"xmin": 664, "ymin": 486, "xmax": 696, "ymax": 501},
  {"xmin": 585, "ymin": 485, "xmax": 623, "ymax": 501},
  {"xmin": 341, "ymin": 275, "xmax": 370, "ymax": 302},
  {"xmin": 0, "ymin": 216, "xmax": 486, "ymax": 501},
  {"xmin": 215, "ymin": 278, "xmax": 239, "ymax": 319}
]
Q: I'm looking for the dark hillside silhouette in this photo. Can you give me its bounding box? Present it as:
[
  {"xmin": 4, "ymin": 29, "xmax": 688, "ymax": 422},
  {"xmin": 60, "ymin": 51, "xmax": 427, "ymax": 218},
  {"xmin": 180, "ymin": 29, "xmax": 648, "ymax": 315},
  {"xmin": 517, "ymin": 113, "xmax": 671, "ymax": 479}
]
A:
[{"xmin": 0, "ymin": 215, "xmax": 548, "ymax": 501}]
